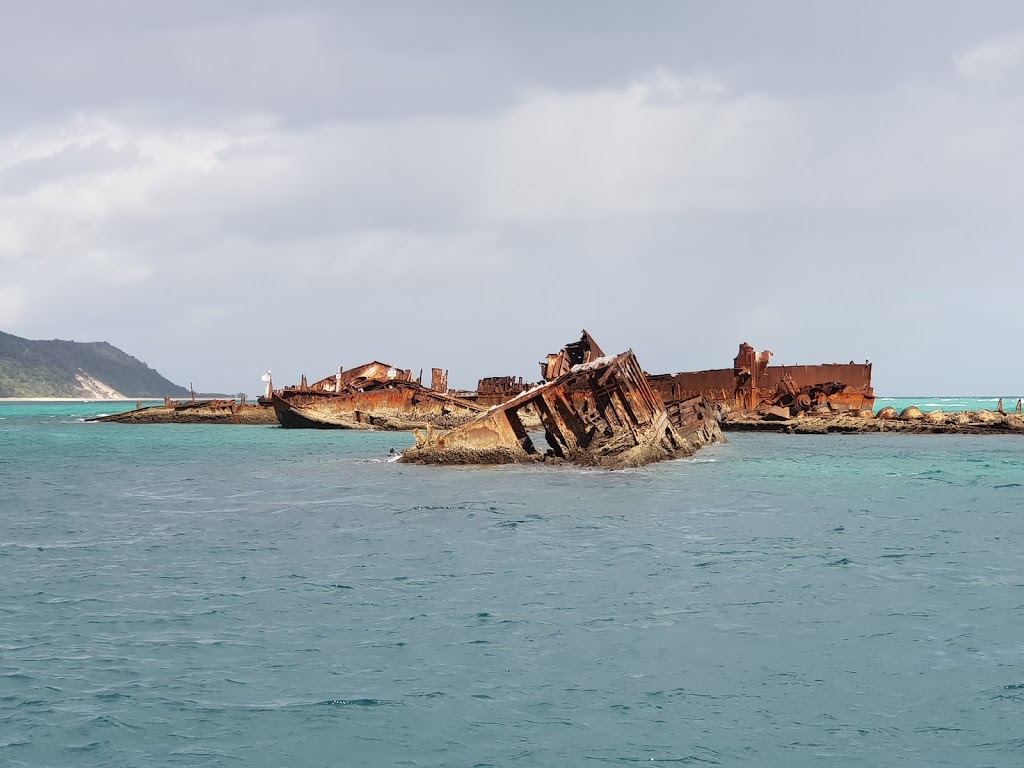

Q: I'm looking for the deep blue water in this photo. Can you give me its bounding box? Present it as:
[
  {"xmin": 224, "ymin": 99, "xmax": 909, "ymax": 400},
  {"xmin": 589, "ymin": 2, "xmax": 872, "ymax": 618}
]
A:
[{"xmin": 2, "ymin": 402, "xmax": 1023, "ymax": 767}]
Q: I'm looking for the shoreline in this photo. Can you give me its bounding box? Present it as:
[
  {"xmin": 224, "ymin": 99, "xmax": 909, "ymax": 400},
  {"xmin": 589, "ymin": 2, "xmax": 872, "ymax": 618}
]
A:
[{"xmin": 0, "ymin": 397, "xmax": 166, "ymax": 403}]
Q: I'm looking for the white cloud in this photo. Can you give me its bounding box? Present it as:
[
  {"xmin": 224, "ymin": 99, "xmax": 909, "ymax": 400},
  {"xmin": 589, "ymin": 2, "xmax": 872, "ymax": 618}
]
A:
[
  {"xmin": 474, "ymin": 78, "xmax": 791, "ymax": 223},
  {"xmin": 0, "ymin": 77, "xmax": 792, "ymax": 282},
  {"xmin": 628, "ymin": 70, "xmax": 727, "ymax": 104},
  {"xmin": 954, "ymin": 37, "xmax": 1024, "ymax": 82},
  {"xmin": 5, "ymin": 65, "xmax": 1023, "ymax": 285}
]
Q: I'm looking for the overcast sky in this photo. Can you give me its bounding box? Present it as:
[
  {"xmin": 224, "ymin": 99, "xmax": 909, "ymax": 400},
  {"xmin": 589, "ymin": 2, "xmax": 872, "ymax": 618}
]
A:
[{"xmin": 3, "ymin": 2, "xmax": 1023, "ymax": 395}]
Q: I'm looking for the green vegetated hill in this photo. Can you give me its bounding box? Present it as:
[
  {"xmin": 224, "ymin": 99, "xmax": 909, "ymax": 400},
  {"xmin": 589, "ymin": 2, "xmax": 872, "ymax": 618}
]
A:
[{"xmin": 0, "ymin": 331, "xmax": 190, "ymax": 398}]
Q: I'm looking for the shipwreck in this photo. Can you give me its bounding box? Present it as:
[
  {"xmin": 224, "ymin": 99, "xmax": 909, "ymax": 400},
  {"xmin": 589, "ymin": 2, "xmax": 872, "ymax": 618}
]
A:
[
  {"xmin": 647, "ymin": 342, "xmax": 875, "ymax": 420},
  {"xmin": 450, "ymin": 376, "xmax": 533, "ymax": 407},
  {"xmin": 400, "ymin": 334, "xmax": 724, "ymax": 470},
  {"xmin": 269, "ymin": 361, "xmax": 485, "ymax": 431},
  {"xmin": 87, "ymin": 397, "xmax": 277, "ymax": 425}
]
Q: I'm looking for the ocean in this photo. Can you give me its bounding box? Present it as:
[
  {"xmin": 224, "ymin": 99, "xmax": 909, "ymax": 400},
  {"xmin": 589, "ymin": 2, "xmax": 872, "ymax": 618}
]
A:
[
  {"xmin": 2, "ymin": 400, "xmax": 1023, "ymax": 767},
  {"xmin": 875, "ymin": 396, "xmax": 1023, "ymax": 414}
]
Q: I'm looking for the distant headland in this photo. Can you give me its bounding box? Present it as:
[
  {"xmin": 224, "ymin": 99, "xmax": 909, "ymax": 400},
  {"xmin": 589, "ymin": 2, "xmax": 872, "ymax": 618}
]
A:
[{"xmin": 0, "ymin": 331, "xmax": 189, "ymax": 399}]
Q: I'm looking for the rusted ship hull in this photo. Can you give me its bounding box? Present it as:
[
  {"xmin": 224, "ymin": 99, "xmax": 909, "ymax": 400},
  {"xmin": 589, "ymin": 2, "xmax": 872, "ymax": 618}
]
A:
[
  {"xmin": 457, "ymin": 375, "xmax": 533, "ymax": 407},
  {"xmin": 303, "ymin": 361, "xmax": 419, "ymax": 393},
  {"xmin": 262, "ymin": 360, "xmax": 446, "ymax": 404},
  {"xmin": 647, "ymin": 342, "xmax": 874, "ymax": 419},
  {"xmin": 271, "ymin": 384, "xmax": 484, "ymax": 431},
  {"xmin": 272, "ymin": 396, "xmax": 347, "ymax": 429},
  {"xmin": 400, "ymin": 348, "xmax": 723, "ymax": 469},
  {"xmin": 267, "ymin": 358, "xmax": 474, "ymax": 431},
  {"xmin": 540, "ymin": 329, "xmax": 605, "ymax": 380},
  {"xmin": 88, "ymin": 400, "xmax": 277, "ymax": 425}
]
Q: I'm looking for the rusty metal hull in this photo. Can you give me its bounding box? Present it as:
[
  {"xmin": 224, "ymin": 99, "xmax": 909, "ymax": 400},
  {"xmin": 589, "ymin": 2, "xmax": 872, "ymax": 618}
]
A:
[
  {"xmin": 306, "ymin": 361, "xmax": 414, "ymax": 392},
  {"xmin": 540, "ymin": 329, "xmax": 605, "ymax": 381},
  {"xmin": 647, "ymin": 342, "xmax": 874, "ymax": 417},
  {"xmin": 88, "ymin": 400, "xmax": 276, "ymax": 425},
  {"xmin": 461, "ymin": 375, "xmax": 533, "ymax": 407},
  {"xmin": 258, "ymin": 361, "xmax": 423, "ymax": 407},
  {"xmin": 272, "ymin": 383, "xmax": 484, "ymax": 431},
  {"xmin": 400, "ymin": 350, "xmax": 723, "ymax": 469}
]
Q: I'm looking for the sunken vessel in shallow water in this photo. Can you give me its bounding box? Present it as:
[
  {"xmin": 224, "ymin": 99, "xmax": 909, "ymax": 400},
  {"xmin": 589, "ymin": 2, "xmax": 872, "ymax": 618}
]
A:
[
  {"xmin": 270, "ymin": 362, "xmax": 484, "ymax": 431},
  {"xmin": 400, "ymin": 333, "xmax": 724, "ymax": 470}
]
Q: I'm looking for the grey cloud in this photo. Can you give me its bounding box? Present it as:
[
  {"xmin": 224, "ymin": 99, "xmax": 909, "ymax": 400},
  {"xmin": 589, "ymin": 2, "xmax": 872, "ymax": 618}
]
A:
[
  {"xmin": 0, "ymin": 140, "xmax": 139, "ymax": 196},
  {"xmin": 6, "ymin": 2, "xmax": 1024, "ymax": 128}
]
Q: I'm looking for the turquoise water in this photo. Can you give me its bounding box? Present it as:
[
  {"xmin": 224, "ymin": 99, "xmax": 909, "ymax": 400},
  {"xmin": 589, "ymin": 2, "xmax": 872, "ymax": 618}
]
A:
[
  {"xmin": 2, "ymin": 401, "xmax": 1024, "ymax": 767},
  {"xmin": 876, "ymin": 396, "xmax": 1023, "ymax": 413}
]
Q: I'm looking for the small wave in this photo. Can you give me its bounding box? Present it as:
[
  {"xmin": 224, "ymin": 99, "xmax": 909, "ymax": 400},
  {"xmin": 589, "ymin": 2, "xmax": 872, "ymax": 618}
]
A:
[
  {"xmin": 83, "ymin": 714, "xmax": 138, "ymax": 729},
  {"xmin": 94, "ymin": 692, "xmax": 132, "ymax": 701},
  {"xmin": 364, "ymin": 452, "xmax": 403, "ymax": 464},
  {"xmin": 314, "ymin": 698, "xmax": 392, "ymax": 708},
  {"xmin": 63, "ymin": 742, "xmax": 106, "ymax": 753}
]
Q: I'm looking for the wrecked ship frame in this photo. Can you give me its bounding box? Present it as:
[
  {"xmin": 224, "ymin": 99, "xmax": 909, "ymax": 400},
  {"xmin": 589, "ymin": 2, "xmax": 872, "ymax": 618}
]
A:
[{"xmin": 400, "ymin": 349, "xmax": 723, "ymax": 469}]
